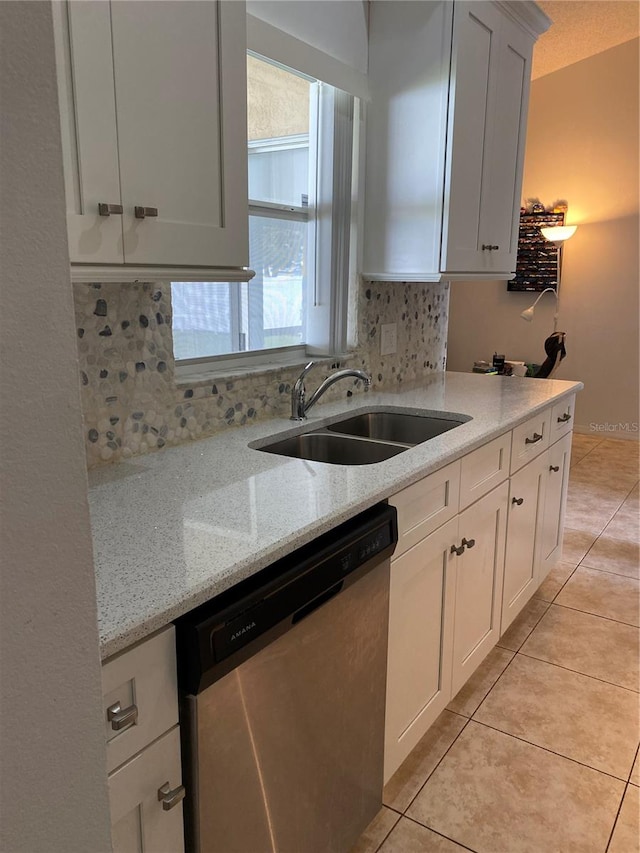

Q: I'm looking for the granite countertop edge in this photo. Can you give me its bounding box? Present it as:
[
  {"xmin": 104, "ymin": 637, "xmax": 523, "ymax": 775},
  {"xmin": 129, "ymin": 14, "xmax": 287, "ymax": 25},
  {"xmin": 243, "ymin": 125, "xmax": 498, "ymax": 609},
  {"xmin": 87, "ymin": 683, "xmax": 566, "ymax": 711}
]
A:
[{"xmin": 91, "ymin": 372, "xmax": 583, "ymax": 660}]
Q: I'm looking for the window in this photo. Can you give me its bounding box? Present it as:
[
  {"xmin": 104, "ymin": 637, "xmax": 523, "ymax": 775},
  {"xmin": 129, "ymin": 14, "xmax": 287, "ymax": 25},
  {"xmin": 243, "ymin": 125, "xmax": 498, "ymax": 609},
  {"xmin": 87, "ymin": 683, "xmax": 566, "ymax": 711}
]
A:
[{"xmin": 172, "ymin": 53, "xmax": 356, "ymax": 368}]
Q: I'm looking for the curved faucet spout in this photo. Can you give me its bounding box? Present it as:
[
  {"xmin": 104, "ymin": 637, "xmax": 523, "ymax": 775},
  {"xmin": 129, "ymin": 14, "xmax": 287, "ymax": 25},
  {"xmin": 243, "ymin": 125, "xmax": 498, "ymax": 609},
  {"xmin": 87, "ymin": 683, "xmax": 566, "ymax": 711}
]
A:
[{"xmin": 290, "ymin": 362, "xmax": 371, "ymax": 421}]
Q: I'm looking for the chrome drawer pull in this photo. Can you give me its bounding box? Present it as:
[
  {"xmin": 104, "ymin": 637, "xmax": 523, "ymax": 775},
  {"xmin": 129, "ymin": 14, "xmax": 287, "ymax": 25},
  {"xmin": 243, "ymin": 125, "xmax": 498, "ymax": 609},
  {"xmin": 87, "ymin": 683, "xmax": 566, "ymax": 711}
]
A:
[
  {"xmin": 512, "ymin": 497, "xmax": 524, "ymax": 506},
  {"xmin": 557, "ymin": 413, "xmax": 571, "ymax": 423},
  {"xmin": 461, "ymin": 537, "xmax": 475, "ymax": 549},
  {"xmin": 549, "ymin": 465, "xmax": 560, "ymax": 473},
  {"xmin": 158, "ymin": 782, "xmax": 186, "ymax": 811},
  {"xmin": 107, "ymin": 700, "xmax": 138, "ymax": 731},
  {"xmin": 450, "ymin": 543, "xmax": 465, "ymax": 556},
  {"xmin": 525, "ymin": 432, "xmax": 543, "ymax": 444},
  {"xmin": 98, "ymin": 203, "xmax": 123, "ymax": 216},
  {"xmin": 134, "ymin": 206, "xmax": 159, "ymax": 219}
]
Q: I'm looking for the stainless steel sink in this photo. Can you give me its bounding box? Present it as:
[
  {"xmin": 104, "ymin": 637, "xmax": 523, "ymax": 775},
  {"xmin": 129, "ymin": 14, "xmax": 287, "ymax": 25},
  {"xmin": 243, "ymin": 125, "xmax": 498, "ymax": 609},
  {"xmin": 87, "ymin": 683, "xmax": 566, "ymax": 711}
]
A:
[
  {"xmin": 257, "ymin": 432, "xmax": 407, "ymax": 465},
  {"xmin": 253, "ymin": 407, "xmax": 471, "ymax": 465},
  {"xmin": 326, "ymin": 411, "xmax": 465, "ymax": 444}
]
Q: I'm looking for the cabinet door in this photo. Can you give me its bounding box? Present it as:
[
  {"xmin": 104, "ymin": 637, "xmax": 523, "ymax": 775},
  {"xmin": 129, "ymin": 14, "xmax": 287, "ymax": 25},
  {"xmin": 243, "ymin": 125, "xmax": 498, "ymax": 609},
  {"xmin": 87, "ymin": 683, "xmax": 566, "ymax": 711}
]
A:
[
  {"xmin": 479, "ymin": 14, "xmax": 533, "ymax": 274},
  {"xmin": 385, "ymin": 518, "xmax": 457, "ymax": 782},
  {"xmin": 111, "ymin": 0, "xmax": 249, "ymax": 268},
  {"xmin": 441, "ymin": 2, "xmax": 534, "ymax": 276},
  {"xmin": 441, "ymin": 1, "xmax": 503, "ymax": 273},
  {"xmin": 109, "ymin": 726, "xmax": 184, "ymax": 853},
  {"xmin": 363, "ymin": 0, "xmax": 452, "ymax": 281},
  {"xmin": 451, "ymin": 482, "xmax": 508, "ymax": 696},
  {"xmin": 539, "ymin": 432, "xmax": 573, "ymax": 581},
  {"xmin": 501, "ymin": 453, "xmax": 547, "ymax": 634},
  {"xmin": 53, "ymin": 0, "xmax": 124, "ymax": 263}
]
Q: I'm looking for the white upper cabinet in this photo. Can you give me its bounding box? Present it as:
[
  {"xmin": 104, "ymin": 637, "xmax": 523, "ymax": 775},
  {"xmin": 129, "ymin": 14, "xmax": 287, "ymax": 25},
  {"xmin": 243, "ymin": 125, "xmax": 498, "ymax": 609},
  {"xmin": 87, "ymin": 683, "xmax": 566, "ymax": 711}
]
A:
[
  {"xmin": 54, "ymin": 0, "xmax": 249, "ymax": 274},
  {"xmin": 363, "ymin": 1, "xmax": 550, "ymax": 282}
]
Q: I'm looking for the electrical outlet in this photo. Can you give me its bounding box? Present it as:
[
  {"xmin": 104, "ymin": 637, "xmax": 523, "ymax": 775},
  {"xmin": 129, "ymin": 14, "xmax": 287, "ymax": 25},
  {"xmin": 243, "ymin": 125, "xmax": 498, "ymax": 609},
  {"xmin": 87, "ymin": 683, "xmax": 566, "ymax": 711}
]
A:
[{"xmin": 380, "ymin": 323, "xmax": 397, "ymax": 356}]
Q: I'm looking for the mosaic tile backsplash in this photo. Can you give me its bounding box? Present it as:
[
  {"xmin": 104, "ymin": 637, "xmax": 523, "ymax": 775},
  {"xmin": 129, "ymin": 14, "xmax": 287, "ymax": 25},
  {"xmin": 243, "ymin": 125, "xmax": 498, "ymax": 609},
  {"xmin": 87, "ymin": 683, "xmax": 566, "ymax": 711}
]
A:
[{"xmin": 74, "ymin": 279, "xmax": 449, "ymax": 467}]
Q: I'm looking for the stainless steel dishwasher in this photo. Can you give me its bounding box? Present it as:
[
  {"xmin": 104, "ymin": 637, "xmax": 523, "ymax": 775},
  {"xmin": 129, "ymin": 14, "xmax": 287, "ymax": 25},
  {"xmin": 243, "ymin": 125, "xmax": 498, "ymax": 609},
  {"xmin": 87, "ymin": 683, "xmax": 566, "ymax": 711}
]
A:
[{"xmin": 175, "ymin": 502, "xmax": 398, "ymax": 853}]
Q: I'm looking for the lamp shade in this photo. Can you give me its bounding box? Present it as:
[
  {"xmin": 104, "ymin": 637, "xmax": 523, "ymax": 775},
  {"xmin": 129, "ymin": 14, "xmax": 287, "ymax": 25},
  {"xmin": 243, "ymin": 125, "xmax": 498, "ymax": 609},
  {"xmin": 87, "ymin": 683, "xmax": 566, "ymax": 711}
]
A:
[
  {"xmin": 540, "ymin": 225, "xmax": 577, "ymax": 243},
  {"xmin": 520, "ymin": 306, "xmax": 535, "ymax": 322}
]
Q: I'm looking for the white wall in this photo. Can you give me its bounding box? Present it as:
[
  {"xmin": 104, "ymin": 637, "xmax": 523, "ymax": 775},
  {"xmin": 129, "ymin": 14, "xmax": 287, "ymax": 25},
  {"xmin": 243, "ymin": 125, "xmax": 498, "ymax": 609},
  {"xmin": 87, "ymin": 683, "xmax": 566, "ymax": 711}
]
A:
[
  {"xmin": 247, "ymin": 0, "xmax": 369, "ymax": 73},
  {"xmin": 447, "ymin": 39, "xmax": 639, "ymax": 436},
  {"xmin": 0, "ymin": 3, "xmax": 112, "ymax": 850}
]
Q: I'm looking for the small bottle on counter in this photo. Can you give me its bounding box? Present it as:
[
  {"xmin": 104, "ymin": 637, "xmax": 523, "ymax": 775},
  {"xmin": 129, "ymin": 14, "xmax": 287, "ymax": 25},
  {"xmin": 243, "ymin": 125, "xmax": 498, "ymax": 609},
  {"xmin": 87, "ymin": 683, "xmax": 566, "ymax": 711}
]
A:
[{"xmin": 492, "ymin": 352, "xmax": 505, "ymax": 374}]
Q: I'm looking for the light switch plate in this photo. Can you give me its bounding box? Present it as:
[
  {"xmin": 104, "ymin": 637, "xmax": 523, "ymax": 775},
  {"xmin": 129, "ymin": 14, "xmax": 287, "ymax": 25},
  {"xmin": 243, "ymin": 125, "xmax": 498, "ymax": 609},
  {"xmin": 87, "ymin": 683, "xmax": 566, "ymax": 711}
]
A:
[{"xmin": 380, "ymin": 323, "xmax": 397, "ymax": 356}]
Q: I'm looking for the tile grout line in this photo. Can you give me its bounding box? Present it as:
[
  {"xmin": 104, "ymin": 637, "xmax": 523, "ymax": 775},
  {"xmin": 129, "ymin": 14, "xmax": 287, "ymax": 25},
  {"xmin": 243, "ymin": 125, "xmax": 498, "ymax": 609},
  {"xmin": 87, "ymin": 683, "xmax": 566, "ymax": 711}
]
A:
[
  {"xmin": 551, "ymin": 599, "xmax": 639, "ymax": 630},
  {"xmin": 470, "ymin": 718, "xmax": 633, "ymax": 784},
  {"xmin": 510, "ymin": 648, "xmax": 640, "ymax": 697},
  {"xmin": 394, "ymin": 715, "xmax": 473, "ymax": 817},
  {"xmin": 578, "ymin": 562, "xmax": 640, "ymax": 581},
  {"xmin": 533, "ymin": 560, "xmax": 580, "ymax": 605},
  {"xmin": 496, "ymin": 598, "xmax": 552, "ymax": 654},
  {"xmin": 628, "ymin": 743, "xmax": 640, "ymax": 785},
  {"xmin": 604, "ymin": 782, "xmax": 630, "ymax": 853},
  {"xmin": 400, "ymin": 813, "xmax": 480, "ymax": 853},
  {"xmin": 370, "ymin": 807, "xmax": 402, "ymax": 853},
  {"xmin": 463, "ymin": 646, "xmax": 520, "ymax": 721},
  {"xmin": 516, "ymin": 649, "xmax": 640, "ymax": 694}
]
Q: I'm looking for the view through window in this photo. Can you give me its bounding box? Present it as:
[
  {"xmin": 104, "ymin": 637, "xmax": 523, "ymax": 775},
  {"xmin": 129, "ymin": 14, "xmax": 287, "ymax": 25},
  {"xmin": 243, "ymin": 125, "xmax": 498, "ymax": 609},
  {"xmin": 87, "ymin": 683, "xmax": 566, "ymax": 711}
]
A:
[{"xmin": 172, "ymin": 55, "xmax": 312, "ymax": 361}]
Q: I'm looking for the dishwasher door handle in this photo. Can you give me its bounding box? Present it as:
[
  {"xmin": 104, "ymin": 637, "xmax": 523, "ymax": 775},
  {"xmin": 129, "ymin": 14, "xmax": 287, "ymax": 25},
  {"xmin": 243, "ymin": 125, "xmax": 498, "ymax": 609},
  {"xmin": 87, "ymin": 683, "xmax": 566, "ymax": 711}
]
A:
[{"xmin": 292, "ymin": 581, "xmax": 344, "ymax": 625}]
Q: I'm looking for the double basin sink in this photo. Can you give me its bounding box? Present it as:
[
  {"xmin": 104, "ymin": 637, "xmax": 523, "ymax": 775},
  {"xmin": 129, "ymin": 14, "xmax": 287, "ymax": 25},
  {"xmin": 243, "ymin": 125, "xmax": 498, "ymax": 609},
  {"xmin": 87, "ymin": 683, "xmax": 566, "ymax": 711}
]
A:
[{"xmin": 253, "ymin": 409, "xmax": 471, "ymax": 465}]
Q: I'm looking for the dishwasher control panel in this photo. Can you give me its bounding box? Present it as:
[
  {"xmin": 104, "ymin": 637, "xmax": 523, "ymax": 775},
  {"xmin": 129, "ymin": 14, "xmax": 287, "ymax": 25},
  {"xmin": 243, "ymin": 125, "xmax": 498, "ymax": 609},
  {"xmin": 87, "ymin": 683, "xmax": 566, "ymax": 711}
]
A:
[{"xmin": 175, "ymin": 502, "xmax": 398, "ymax": 694}]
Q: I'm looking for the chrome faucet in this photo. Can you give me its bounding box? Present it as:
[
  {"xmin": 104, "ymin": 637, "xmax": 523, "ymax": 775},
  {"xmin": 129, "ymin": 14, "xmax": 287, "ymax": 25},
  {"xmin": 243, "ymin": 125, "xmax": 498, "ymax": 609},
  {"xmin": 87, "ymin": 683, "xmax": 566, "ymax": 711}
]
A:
[{"xmin": 290, "ymin": 362, "xmax": 372, "ymax": 421}]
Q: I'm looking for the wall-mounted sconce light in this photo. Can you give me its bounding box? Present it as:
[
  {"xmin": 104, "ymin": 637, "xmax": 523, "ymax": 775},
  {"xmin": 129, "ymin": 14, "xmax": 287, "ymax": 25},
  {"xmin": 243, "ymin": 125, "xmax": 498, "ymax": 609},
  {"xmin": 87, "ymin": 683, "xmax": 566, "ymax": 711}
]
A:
[
  {"xmin": 520, "ymin": 286, "xmax": 559, "ymax": 332},
  {"xmin": 539, "ymin": 224, "xmax": 578, "ymax": 246}
]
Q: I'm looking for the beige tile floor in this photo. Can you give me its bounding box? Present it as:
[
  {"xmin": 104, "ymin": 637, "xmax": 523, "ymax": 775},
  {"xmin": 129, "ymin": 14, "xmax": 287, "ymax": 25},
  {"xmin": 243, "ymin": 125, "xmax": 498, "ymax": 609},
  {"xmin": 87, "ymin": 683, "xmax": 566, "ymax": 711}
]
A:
[{"xmin": 353, "ymin": 436, "xmax": 640, "ymax": 853}]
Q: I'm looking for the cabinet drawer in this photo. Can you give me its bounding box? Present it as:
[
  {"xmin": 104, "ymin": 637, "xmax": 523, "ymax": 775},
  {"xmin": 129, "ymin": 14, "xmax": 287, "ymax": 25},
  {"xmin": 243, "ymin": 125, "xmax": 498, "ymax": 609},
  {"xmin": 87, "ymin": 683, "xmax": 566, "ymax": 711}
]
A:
[
  {"xmin": 102, "ymin": 626, "xmax": 178, "ymax": 773},
  {"xmin": 510, "ymin": 409, "xmax": 551, "ymax": 473},
  {"xmin": 109, "ymin": 725, "xmax": 184, "ymax": 853},
  {"xmin": 550, "ymin": 395, "xmax": 576, "ymax": 442},
  {"xmin": 389, "ymin": 460, "xmax": 461, "ymax": 557},
  {"xmin": 459, "ymin": 432, "xmax": 511, "ymax": 510}
]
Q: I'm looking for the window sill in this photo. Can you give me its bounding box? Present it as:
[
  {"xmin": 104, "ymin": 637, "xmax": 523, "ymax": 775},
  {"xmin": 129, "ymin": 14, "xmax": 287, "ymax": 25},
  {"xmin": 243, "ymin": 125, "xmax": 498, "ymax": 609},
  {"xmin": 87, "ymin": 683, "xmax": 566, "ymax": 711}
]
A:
[{"xmin": 174, "ymin": 351, "xmax": 354, "ymax": 387}]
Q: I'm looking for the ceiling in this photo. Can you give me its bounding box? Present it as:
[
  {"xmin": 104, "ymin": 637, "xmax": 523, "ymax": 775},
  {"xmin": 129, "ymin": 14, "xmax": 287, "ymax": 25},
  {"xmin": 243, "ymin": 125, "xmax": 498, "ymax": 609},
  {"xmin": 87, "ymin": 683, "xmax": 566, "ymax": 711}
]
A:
[{"xmin": 533, "ymin": 1, "xmax": 640, "ymax": 79}]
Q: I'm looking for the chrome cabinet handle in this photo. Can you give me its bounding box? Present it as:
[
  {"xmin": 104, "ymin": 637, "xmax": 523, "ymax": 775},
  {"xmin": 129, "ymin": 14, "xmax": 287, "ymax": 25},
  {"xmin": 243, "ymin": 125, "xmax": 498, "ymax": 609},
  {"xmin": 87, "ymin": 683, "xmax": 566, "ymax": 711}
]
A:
[
  {"xmin": 549, "ymin": 465, "xmax": 560, "ymax": 472},
  {"xmin": 557, "ymin": 413, "xmax": 571, "ymax": 423},
  {"xmin": 482, "ymin": 244, "xmax": 500, "ymax": 251},
  {"xmin": 461, "ymin": 537, "xmax": 475, "ymax": 549},
  {"xmin": 157, "ymin": 782, "xmax": 186, "ymax": 811},
  {"xmin": 107, "ymin": 700, "xmax": 138, "ymax": 731},
  {"xmin": 98, "ymin": 203, "xmax": 123, "ymax": 216},
  {"xmin": 512, "ymin": 497, "xmax": 524, "ymax": 506},
  {"xmin": 450, "ymin": 543, "xmax": 465, "ymax": 556},
  {"xmin": 134, "ymin": 206, "xmax": 159, "ymax": 219},
  {"xmin": 525, "ymin": 432, "xmax": 543, "ymax": 444}
]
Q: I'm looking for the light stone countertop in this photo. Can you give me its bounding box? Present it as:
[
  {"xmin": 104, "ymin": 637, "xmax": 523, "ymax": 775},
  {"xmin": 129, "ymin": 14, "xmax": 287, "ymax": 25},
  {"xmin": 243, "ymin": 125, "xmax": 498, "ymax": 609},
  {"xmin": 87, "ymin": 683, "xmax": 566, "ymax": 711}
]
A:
[{"xmin": 89, "ymin": 371, "xmax": 582, "ymax": 659}]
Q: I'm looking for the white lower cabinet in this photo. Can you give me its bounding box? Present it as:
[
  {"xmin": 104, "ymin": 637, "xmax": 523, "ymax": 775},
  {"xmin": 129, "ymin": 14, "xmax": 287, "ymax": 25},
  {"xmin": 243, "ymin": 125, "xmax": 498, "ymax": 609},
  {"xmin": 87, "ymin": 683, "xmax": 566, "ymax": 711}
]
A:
[
  {"xmin": 109, "ymin": 726, "xmax": 185, "ymax": 853},
  {"xmin": 539, "ymin": 432, "xmax": 573, "ymax": 580},
  {"xmin": 385, "ymin": 517, "xmax": 457, "ymax": 781},
  {"xmin": 501, "ymin": 452, "xmax": 548, "ymax": 633},
  {"xmin": 451, "ymin": 482, "xmax": 508, "ymax": 695},
  {"xmin": 102, "ymin": 627, "xmax": 184, "ymax": 853},
  {"xmin": 385, "ymin": 400, "xmax": 575, "ymax": 781},
  {"xmin": 501, "ymin": 429, "xmax": 573, "ymax": 632}
]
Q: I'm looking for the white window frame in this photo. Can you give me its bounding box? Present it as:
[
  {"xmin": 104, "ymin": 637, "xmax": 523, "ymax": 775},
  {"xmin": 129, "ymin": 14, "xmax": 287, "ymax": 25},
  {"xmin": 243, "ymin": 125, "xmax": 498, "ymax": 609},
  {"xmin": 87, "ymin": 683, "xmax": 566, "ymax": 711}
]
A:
[{"xmin": 173, "ymin": 51, "xmax": 356, "ymax": 376}]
